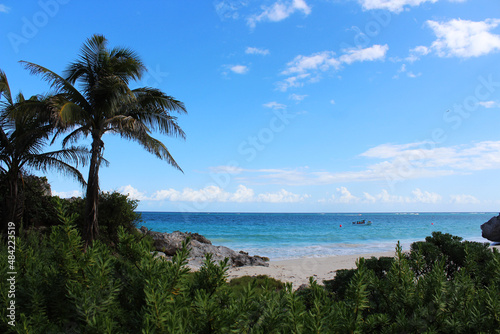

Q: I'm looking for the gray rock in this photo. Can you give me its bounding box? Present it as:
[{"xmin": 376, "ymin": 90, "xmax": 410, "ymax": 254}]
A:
[
  {"xmin": 296, "ymin": 284, "xmax": 309, "ymax": 292},
  {"xmin": 481, "ymin": 215, "xmax": 500, "ymax": 242},
  {"xmin": 138, "ymin": 227, "xmax": 269, "ymax": 268},
  {"xmin": 152, "ymin": 251, "xmax": 167, "ymax": 259}
]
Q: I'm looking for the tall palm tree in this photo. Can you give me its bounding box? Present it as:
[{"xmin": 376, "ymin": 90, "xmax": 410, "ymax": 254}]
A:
[
  {"xmin": 0, "ymin": 70, "xmax": 87, "ymax": 230},
  {"xmin": 21, "ymin": 35, "xmax": 187, "ymax": 245}
]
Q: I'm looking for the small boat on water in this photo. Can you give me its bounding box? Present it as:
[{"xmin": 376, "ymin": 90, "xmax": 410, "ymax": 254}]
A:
[{"xmin": 352, "ymin": 219, "xmax": 372, "ymax": 225}]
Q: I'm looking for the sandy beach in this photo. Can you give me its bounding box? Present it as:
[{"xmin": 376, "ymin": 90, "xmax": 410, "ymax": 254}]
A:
[
  {"xmin": 227, "ymin": 251, "xmax": 395, "ymax": 288},
  {"xmin": 227, "ymin": 245, "xmax": 500, "ymax": 288}
]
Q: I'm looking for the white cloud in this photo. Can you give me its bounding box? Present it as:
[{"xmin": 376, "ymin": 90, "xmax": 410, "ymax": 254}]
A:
[
  {"xmin": 229, "ymin": 65, "xmax": 249, "ymax": 74},
  {"xmin": 360, "ymin": 140, "xmax": 500, "ymax": 178},
  {"xmin": 231, "ymin": 185, "xmax": 256, "ymax": 202},
  {"xmin": 328, "ymin": 187, "xmax": 442, "ymax": 204},
  {"xmin": 282, "ymin": 51, "xmax": 340, "ymax": 75},
  {"xmin": 279, "ymin": 45, "xmax": 388, "ymax": 90},
  {"xmin": 0, "ymin": 4, "xmax": 10, "ymax": 13},
  {"xmin": 358, "ymin": 0, "xmax": 438, "ymax": 13},
  {"xmin": 257, "ymin": 189, "xmax": 310, "ymax": 203},
  {"xmin": 152, "ymin": 186, "xmax": 229, "ymax": 202},
  {"xmin": 339, "ymin": 44, "xmax": 389, "ymax": 64},
  {"xmin": 246, "ymin": 47, "xmax": 270, "ymax": 55},
  {"xmin": 406, "ymin": 71, "xmax": 421, "ymax": 78},
  {"xmin": 289, "ymin": 93, "xmax": 308, "ymax": 101},
  {"xmin": 121, "ymin": 184, "xmax": 309, "ymax": 204},
  {"xmin": 330, "ymin": 99, "xmax": 336, "ymax": 105},
  {"xmin": 375, "ymin": 189, "xmax": 409, "ymax": 203},
  {"xmin": 221, "ymin": 140, "xmax": 500, "ymax": 186},
  {"xmin": 277, "ymin": 73, "xmax": 310, "ymax": 91},
  {"xmin": 450, "ymin": 194, "xmax": 480, "ymax": 204},
  {"xmin": 248, "ymin": 0, "xmax": 311, "ymax": 28},
  {"xmin": 412, "ymin": 188, "xmax": 442, "ymax": 203},
  {"xmin": 208, "ymin": 165, "xmax": 244, "ymax": 174},
  {"xmin": 393, "ymin": 63, "xmax": 421, "ymax": 79},
  {"xmin": 214, "ymin": 0, "xmax": 248, "ymax": 20},
  {"xmin": 336, "ymin": 186, "xmax": 359, "ymax": 203},
  {"xmin": 372, "ymin": 188, "xmax": 441, "ymax": 204},
  {"xmin": 478, "ymin": 101, "xmax": 500, "ymax": 108},
  {"xmin": 426, "ymin": 19, "xmax": 500, "ymax": 58},
  {"xmin": 52, "ymin": 190, "xmax": 83, "ymax": 198},
  {"xmin": 119, "ymin": 185, "xmax": 148, "ymax": 201},
  {"xmin": 406, "ymin": 46, "xmax": 430, "ymax": 62},
  {"xmin": 263, "ymin": 101, "xmax": 287, "ymax": 109},
  {"xmin": 363, "ymin": 192, "xmax": 377, "ymax": 203}
]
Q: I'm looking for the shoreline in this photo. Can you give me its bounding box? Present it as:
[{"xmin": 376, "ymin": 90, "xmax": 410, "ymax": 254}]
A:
[
  {"xmin": 227, "ymin": 245, "xmax": 500, "ymax": 288},
  {"xmin": 227, "ymin": 251, "xmax": 395, "ymax": 288}
]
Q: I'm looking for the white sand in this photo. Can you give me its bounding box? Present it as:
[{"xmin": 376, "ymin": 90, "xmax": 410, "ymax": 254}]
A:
[
  {"xmin": 227, "ymin": 245, "xmax": 500, "ymax": 289},
  {"xmin": 227, "ymin": 251, "xmax": 395, "ymax": 288}
]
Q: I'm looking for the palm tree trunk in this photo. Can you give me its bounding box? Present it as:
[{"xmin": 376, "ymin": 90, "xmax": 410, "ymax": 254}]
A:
[
  {"xmin": 8, "ymin": 173, "xmax": 19, "ymax": 224},
  {"xmin": 0, "ymin": 176, "xmax": 16, "ymax": 233},
  {"xmin": 84, "ymin": 135, "xmax": 102, "ymax": 246}
]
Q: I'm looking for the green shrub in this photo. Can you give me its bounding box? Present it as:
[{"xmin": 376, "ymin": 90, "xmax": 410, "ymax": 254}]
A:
[
  {"xmin": 54, "ymin": 191, "xmax": 141, "ymax": 246},
  {"xmin": 94, "ymin": 191, "xmax": 142, "ymax": 245},
  {"xmin": 229, "ymin": 274, "xmax": 285, "ymax": 297},
  {"xmin": 323, "ymin": 256, "xmax": 393, "ymax": 299},
  {"xmin": 0, "ymin": 175, "xmax": 59, "ymax": 232},
  {"xmin": 407, "ymin": 231, "xmax": 495, "ymax": 284},
  {"xmin": 2, "ymin": 211, "xmax": 500, "ymax": 333}
]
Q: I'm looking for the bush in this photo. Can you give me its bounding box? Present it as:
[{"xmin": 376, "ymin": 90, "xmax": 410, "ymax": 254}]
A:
[
  {"xmin": 0, "ymin": 172, "xmax": 141, "ymax": 247},
  {"xmin": 94, "ymin": 191, "xmax": 142, "ymax": 245},
  {"xmin": 0, "ymin": 175, "xmax": 59, "ymax": 232},
  {"xmin": 1, "ymin": 212, "xmax": 499, "ymax": 333},
  {"xmin": 53, "ymin": 191, "xmax": 141, "ymax": 246},
  {"xmin": 406, "ymin": 231, "xmax": 495, "ymax": 283},
  {"xmin": 229, "ymin": 274, "xmax": 285, "ymax": 297},
  {"xmin": 323, "ymin": 256, "xmax": 393, "ymax": 299}
]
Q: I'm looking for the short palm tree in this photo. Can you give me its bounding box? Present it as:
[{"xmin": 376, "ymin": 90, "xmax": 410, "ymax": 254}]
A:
[
  {"xmin": 0, "ymin": 70, "xmax": 87, "ymax": 230},
  {"xmin": 21, "ymin": 34, "xmax": 187, "ymax": 245}
]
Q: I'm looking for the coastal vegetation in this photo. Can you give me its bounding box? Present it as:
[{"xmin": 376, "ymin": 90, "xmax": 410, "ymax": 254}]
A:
[
  {"xmin": 1, "ymin": 201, "xmax": 499, "ymax": 333},
  {"xmin": 2, "ymin": 34, "xmax": 499, "ymax": 333},
  {"xmin": 0, "ymin": 70, "xmax": 87, "ymax": 233}
]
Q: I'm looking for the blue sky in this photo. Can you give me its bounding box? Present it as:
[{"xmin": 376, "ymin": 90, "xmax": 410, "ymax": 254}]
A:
[{"xmin": 1, "ymin": 0, "xmax": 500, "ymax": 212}]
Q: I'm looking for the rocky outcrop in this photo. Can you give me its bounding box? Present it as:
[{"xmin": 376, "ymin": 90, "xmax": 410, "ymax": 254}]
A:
[
  {"xmin": 481, "ymin": 215, "xmax": 500, "ymax": 242},
  {"xmin": 139, "ymin": 226, "xmax": 269, "ymax": 268}
]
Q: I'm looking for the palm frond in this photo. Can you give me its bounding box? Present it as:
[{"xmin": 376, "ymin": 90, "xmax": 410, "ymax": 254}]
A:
[
  {"xmin": 119, "ymin": 128, "xmax": 182, "ymax": 172},
  {"xmin": 0, "ymin": 69, "xmax": 13, "ymax": 106},
  {"xmin": 0, "ymin": 125, "xmax": 11, "ymax": 150},
  {"xmin": 7, "ymin": 94, "xmax": 54, "ymax": 128},
  {"xmin": 133, "ymin": 87, "xmax": 187, "ymax": 114},
  {"xmin": 65, "ymin": 34, "xmax": 107, "ymax": 84},
  {"xmin": 27, "ymin": 155, "xmax": 87, "ymax": 186},
  {"xmin": 20, "ymin": 61, "xmax": 90, "ymax": 111},
  {"xmin": 61, "ymin": 126, "xmax": 91, "ymax": 148},
  {"xmin": 125, "ymin": 110, "xmax": 185, "ymax": 139},
  {"xmin": 109, "ymin": 46, "xmax": 145, "ymax": 83},
  {"xmin": 34, "ymin": 145, "xmax": 89, "ymax": 168}
]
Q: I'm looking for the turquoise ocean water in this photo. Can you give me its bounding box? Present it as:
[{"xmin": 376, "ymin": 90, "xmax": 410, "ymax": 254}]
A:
[{"xmin": 139, "ymin": 212, "xmax": 495, "ymax": 260}]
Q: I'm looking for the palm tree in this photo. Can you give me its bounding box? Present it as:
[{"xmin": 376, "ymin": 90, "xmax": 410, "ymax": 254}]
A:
[
  {"xmin": 0, "ymin": 70, "xmax": 87, "ymax": 231},
  {"xmin": 21, "ymin": 35, "xmax": 187, "ymax": 245}
]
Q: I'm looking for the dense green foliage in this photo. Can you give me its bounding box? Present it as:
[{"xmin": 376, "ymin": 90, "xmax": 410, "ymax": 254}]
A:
[
  {"xmin": 0, "ymin": 169, "xmax": 141, "ymax": 245},
  {"xmin": 0, "ymin": 175, "xmax": 60, "ymax": 229},
  {"xmin": 59, "ymin": 191, "xmax": 142, "ymax": 245},
  {"xmin": 0, "ymin": 69, "xmax": 87, "ymax": 232},
  {"xmin": 1, "ymin": 207, "xmax": 499, "ymax": 333},
  {"xmin": 229, "ymin": 275, "xmax": 285, "ymax": 297}
]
